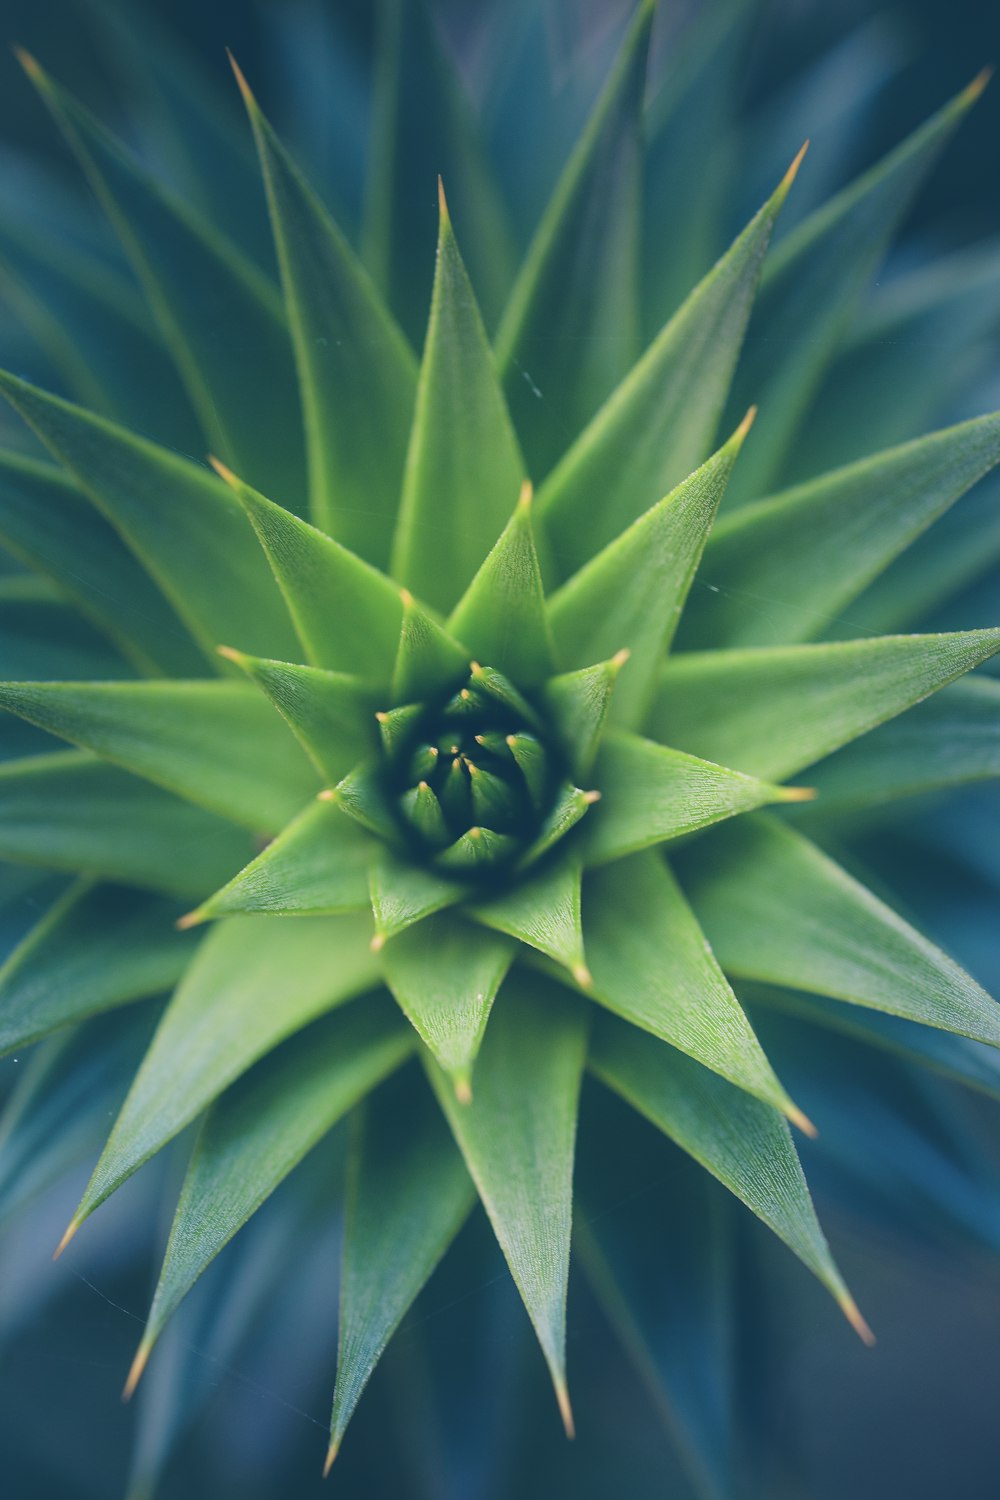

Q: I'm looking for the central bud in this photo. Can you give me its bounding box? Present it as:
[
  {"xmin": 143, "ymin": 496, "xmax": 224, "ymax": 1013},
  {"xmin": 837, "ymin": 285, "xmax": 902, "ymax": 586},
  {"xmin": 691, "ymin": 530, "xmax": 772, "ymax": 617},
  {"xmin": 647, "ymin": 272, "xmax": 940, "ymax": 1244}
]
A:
[{"xmin": 377, "ymin": 662, "xmax": 563, "ymax": 876}]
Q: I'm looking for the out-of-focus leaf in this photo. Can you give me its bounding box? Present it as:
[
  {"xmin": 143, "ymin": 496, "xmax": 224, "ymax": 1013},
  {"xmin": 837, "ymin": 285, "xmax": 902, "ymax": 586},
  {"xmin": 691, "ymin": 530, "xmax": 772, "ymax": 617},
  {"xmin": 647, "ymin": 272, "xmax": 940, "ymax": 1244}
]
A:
[
  {"xmin": 186, "ymin": 799, "xmax": 372, "ymax": 924},
  {"xmin": 391, "ymin": 183, "xmax": 523, "ymax": 613},
  {"xmin": 548, "ymin": 417, "xmax": 751, "ymax": 725},
  {"xmin": 0, "ymin": 879, "xmax": 192, "ymax": 1054},
  {"xmin": 470, "ymin": 855, "xmax": 587, "ymax": 982},
  {"xmin": 803, "ymin": 676, "xmax": 1000, "ymax": 810},
  {"xmin": 391, "ymin": 588, "xmax": 470, "ymax": 704},
  {"xmin": 329, "ymin": 1070, "xmax": 476, "ymax": 1464},
  {"xmin": 683, "ymin": 413, "xmax": 1000, "ymax": 649},
  {"xmin": 128, "ymin": 999, "xmax": 412, "ymax": 1384},
  {"xmin": 219, "ymin": 649, "xmax": 377, "ymax": 783},
  {"xmin": 0, "ymin": 1007, "xmax": 155, "ymax": 1221},
  {"xmin": 425, "ymin": 975, "xmax": 588, "ymax": 1433},
  {"xmin": 448, "ymin": 484, "xmax": 554, "ymax": 685},
  {"xmin": 589, "ymin": 1012, "xmax": 864, "ymax": 1329},
  {"xmin": 0, "ymin": 373, "xmax": 300, "ymax": 663},
  {"xmin": 539, "ymin": 160, "xmax": 796, "ymax": 579},
  {"xmin": 0, "ymin": 586, "xmax": 133, "ymax": 681},
  {"xmin": 682, "ymin": 815, "xmax": 1000, "ymax": 1047},
  {"xmin": 0, "ymin": 751, "xmax": 253, "ymax": 897},
  {"xmin": 0, "ymin": 680, "xmax": 319, "ymax": 831},
  {"xmin": 648, "ymin": 631, "xmax": 1000, "ymax": 781},
  {"xmin": 745, "ymin": 982, "xmax": 1000, "ymax": 1106},
  {"xmin": 363, "ymin": 0, "xmax": 515, "ymax": 339},
  {"xmin": 20, "ymin": 54, "xmax": 303, "ymax": 500},
  {"xmin": 576, "ymin": 1092, "xmax": 736, "ymax": 1500},
  {"xmin": 495, "ymin": 0, "xmax": 654, "ymax": 473},
  {"xmin": 584, "ymin": 852, "xmax": 807, "ymax": 1125},
  {"xmin": 0, "ymin": 449, "xmax": 203, "ymax": 676},
  {"xmin": 584, "ymin": 731, "xmax": 805, "ymax": 866},
  {"xmin": 381, "ymin": 912, "xmax": 512, "ymax": 1092},
  {"xmin": 236, "ymin": 67, "xmax": 416, "ymax": 561},
  {"xmin": 63, "ymin": 913, "xmax": 380, "ymax": 1238},
  {"xmin": 723, "ymin": 76, "xmax": 987, "ymax": 505}
]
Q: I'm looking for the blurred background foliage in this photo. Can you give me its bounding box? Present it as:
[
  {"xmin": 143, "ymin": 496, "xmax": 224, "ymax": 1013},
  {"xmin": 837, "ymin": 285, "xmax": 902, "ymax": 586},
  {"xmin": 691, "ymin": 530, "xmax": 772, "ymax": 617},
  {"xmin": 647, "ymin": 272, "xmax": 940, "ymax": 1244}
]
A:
[{"xmin": 0, "ymin": 1, "xmax": 999, "ymax": 1496}]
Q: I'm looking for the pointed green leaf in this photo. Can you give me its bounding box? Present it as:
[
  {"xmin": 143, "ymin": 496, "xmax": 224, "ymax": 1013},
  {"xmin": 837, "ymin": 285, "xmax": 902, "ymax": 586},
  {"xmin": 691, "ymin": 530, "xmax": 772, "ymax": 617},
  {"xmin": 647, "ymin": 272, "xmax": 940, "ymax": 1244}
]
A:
[
  {"xmin": 20, "ymin": 54, "xmax": 303, "ymax": 500},
  {"xmin": 537, "ymin": 156, "xmax": 799, "ymax": 578},
  {"xmin": 218, "ymin": 465, "xmax": 404, "ymax": 680},
  {"xmin": 186, "ymin": 799, "xmax": 373, "ymax": 924},
  {"xmin": 469, "ymin": 855, "xmax": 587, "ymax": 982},
  {"xmin": 537, "ymin": 652, "xmax": 629, "ymax": 779},
  {"xmin": 130, "ymin": 1000, "xmax": 412, "ymax": 1380},
  {"xmin": 495, "ymin": 1, "xmax": 653, "ymax": 472},
  {"xmin": 0, "ymin": 449, "xmax": 203, "ymax": 677},
  {"xmin": 333, "ymin": 764, "xmax": 400, "ymax": 844},
  {"xmin": 804, "ymin": 676, "xmax": 1000, "ymax": 810},
  {"xmin": 236, "ymin": 67, "xmax": 415, "ymax": 560},
  {"xmin": 0, "ymin": 751, "xmax": 253, "ymax": 898},
  {"xmin": 330, "ymin": 1075, "xmax": 476, "ymax": 1460},
  {"xmin": 548, "ymin": 418, "xmax": 751, "ymax": 725},
  {"xmin": 0, "ymin": 880, "xmax": 194, "ymax": 1055},
  {"xmin": 65, "ymin": 913, "xmax": 380, "ymax": 1235},
  {"xmin": 686, "ymin": 413, "xmax": 1000, "ymax": 648},
  {"xmin": 723, "ymin": 75, "xmax": 988, "ymax": 505},
  {"xmin": 520, "ymin": 783, "xmax": 597, "ymax": 868},
  {"xmin": 0, "ymin": 373, "xmax": 299, "ymax": 663},
  {"xmin": 0, "ymin": 680, "xmax": 318, "ymax": 833},
  {"xmin": 448, "ymin": 484, "xmax": 555, "ymax": 685},
  {"xmin": 584, "ymin": 731, "xmax": 805, "ymax": 866},
  {"xmin": 584, "ymin": 852, "xmax": 807, "ymax": 1126},
  {"xmin": 648, "ymin": 630, "xmax": 1000, "ymax": 781},
  {"xmin": 220, "ymin": 649, "xmax": 377, "ymax": 783},
  {"xmin": 391, "ymin": 588, "xmax": 470, "ymax": 704},
  {"xmin": 391, "ymin": 185, "xmax": 525, "ymax": 612},
  {"xmin": 682, "ymin": 815, "xmax": 1000, "ymax": 1048},
  {"xmin": 369, "ymin": 847, "xmax": 465, "ymax": 946},
  {"xmin": 382, "ymin": 912, "xmax": 513, "ymax": 1088},
  {"xmin": 589, "ymin": 1013, "xmax": 862, "ymax": 1329},
  {"xmin": 425, "ymin": 975, "xmax": 589, "ymax": 1431}
]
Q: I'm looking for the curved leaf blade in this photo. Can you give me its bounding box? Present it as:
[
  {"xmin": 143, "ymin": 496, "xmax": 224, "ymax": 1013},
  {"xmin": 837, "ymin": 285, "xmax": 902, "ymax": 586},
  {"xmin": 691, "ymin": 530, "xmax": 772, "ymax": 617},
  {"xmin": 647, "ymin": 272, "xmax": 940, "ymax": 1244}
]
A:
[
  {"xmin": 649, "ymin": 630, "xmax": 1000, "ymax": 781},
  {"xmin": 681, "ymin": 815, "xmax": 1000, "ymax": 1048}
]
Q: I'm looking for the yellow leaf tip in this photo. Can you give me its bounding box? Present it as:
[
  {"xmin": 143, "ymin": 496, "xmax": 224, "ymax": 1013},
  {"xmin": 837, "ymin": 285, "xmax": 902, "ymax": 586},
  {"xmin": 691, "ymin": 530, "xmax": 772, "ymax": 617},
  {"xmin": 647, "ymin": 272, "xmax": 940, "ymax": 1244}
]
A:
[
  {"xmin": 12, "ymin": 45, "xmax": 41, "ymax": 80},
  {"xmin": 370, "ymin": 931, "xmax": 386, "ymax": 953},
  {"xmin": 582, "ymin": 789, "xmax": 602, "ymax": 805},
  {"xmin": 122, "ymin": 1342, "xmax": 151, "ymax": 1402},
  {"xmin": 787, "ymin": 1103, "xmax": 818, "ymax": 1139},
  {"xmin": 207, "ymin": 454, "xmax": 239, "ymax": 488},
  {"xmin": 53, "ymin": 1216, "xmax": 81, "ymax": 1261},
  {"xmin": 517, "ymin": 479, "xmax": 534, "ymax": 510},
  {"xmin": 437, "ymin": 175, "xmax": 450, "ymax": 224},
  {"xmin": 216, "ymin": 644, "xmax": 242, "ymax": 663},
  {"xmin": 453, "ymin": 1074, "xmax": 473, "ymax": 1105},
  {"xmin": 611, "ymin": 647, "xmax": 631, "ymax": 670},
  {"xmin": 323, "ymin": 1440, "xmax": 339, "ymax": 1478},
  {"xmin": 317, "ymin": 788, "xmax": 337, "ymax": 801},
  {"xmin": 175, "ymin": 909, "xmax": 204, "ymax": 931},
  {"xmin": 778, "ymin": 140, "xmax": 810, "ymax": 199},
  {"xmin": 734, "ymin": 405, "xmax": 758, "ymax": 443},
  {"xmin": 840, "ymin": 1292, "xmax": 876, "ymax": 1347},
  {"xmin": 963, "ymin": 66, "xmax": 993, "ymax": 105},
  {"xmin": 375, "ymin": 711, "xmax": 389, "ymax": 723},
  {"xmin": 556, "ymin": 1382, "xmax": 575, "ymax": 1440},
  {"xmin": 226, "ymin": 49, "xmax": 256, "ymax": 109},
  {"xmin": 572, "ymin": 963, "xmax": 593, "ymax": 988},
  {"xmin": 780, "ymin": 785, "xmax": 817, "ymax": 802}
]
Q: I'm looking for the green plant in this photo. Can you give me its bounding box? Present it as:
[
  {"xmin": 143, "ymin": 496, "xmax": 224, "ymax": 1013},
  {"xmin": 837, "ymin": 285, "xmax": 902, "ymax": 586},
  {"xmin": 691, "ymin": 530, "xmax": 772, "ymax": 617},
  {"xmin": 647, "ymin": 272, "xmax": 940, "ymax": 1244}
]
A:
[{"xmin": 1, "ymin": 2, "xmax": 999, "ymax": 1494}]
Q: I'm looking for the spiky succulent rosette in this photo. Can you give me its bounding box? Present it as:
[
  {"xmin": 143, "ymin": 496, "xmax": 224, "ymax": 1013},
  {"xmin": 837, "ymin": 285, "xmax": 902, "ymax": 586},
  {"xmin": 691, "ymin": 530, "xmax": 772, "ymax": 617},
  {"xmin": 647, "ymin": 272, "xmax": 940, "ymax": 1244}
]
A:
[{"xmin": 2, "ymin": 1, "xmax": 1000, "ymax": 1489}]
